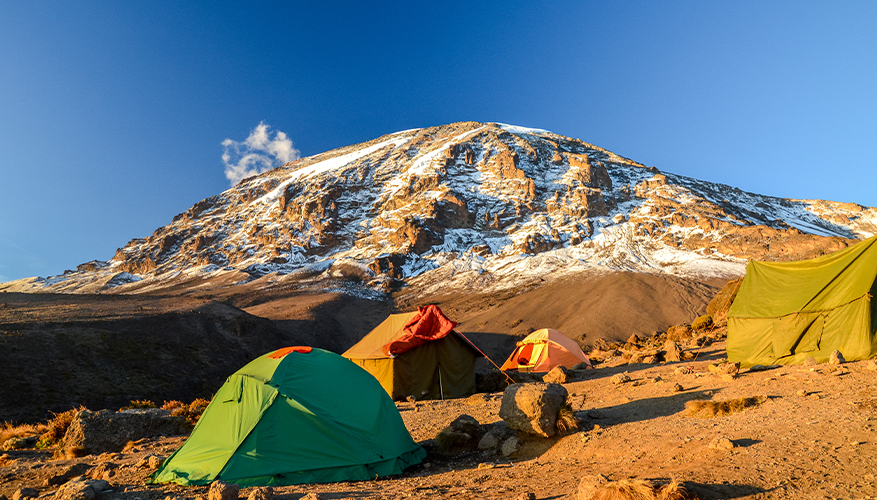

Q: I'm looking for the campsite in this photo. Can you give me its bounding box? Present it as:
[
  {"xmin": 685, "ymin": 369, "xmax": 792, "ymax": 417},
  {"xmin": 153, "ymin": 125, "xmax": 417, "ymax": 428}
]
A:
[
  {"xmin": 3, "ymin": 333, "xmax": 877, "ymax": 499},
  {"xmin": 4, "ymin": 237, "xmax": 877, "ymax": 499}
]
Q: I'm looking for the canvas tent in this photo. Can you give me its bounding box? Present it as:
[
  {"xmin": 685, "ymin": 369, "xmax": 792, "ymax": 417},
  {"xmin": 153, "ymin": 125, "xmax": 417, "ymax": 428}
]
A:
[
  {"xmin": 342, "ymin": 305, "xmax": 481, "ymax": 400},
  {"xmin": 500, "ymin": 328, "xmax": 591, "ymax": 372},
  {"xmin": 727, "ymin": 235, "xmax": 877, "ymax": 367},
  {"xmin": 149, "ymin": 346, "xmax": 425, "ymax": 487}
]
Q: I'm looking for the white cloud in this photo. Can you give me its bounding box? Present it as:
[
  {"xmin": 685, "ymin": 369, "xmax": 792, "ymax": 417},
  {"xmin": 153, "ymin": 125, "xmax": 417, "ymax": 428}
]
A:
[{"xmin": 222, "ymin": 122, "xmax": 300, "ymax": 185}]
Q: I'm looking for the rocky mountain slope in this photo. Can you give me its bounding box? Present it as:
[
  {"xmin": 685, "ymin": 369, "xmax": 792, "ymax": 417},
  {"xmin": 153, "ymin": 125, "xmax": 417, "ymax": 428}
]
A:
[{"xmin": 3, "ymin": 121, "xmax": 875, "ymax": 298}]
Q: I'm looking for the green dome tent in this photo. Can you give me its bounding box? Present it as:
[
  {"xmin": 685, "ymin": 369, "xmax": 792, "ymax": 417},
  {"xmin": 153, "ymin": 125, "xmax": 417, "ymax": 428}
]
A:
[
  {"xmin": 727, "ymin": 235, "xmax": 877, "ymax": 367},
  {"xmin": 149, "ymin": 346, "xmax": 425, "ymax": 487}
]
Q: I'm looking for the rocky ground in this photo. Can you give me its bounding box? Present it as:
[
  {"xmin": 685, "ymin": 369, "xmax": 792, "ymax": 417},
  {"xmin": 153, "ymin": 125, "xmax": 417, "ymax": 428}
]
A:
[{"xmin": 3, "ymin": 338, "xmax": 877, "ymax": 500}]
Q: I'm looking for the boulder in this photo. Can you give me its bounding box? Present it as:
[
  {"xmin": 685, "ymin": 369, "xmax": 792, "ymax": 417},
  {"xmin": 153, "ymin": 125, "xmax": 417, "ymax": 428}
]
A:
[
  {"xmin": 53, "ymin": 478, "xmax": 111, "ymax": 500},
  {"xmin": 542, "ymin": 366, "xmax": 571, "ymax": 384},
  {"xmin": 435, "ymin": 415, "xmax": 483, "ymax": 455},
  {"xmin": 499, "ymin": 383, "xmax": 568, "ymax": 437},
  {"xmin": 663, "ymin": 340, "xmax": 683, "ymax": 362},
  {"xmin": 62, "ymin": 409, "xmax": 189, "ymax": 455},
  {"xmin": 208, "ymin": 481, "xmax": 239, "ymax": 500}
]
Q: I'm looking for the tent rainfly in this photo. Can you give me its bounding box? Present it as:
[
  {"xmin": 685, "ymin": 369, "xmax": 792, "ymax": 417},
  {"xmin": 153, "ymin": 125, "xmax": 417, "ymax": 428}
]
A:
[
  {"xmin": 342, "ymin": 305, "xmax": 481, "ymax": 401},
  {"xmin": 500, "ymin": 328, "xmax": 591, "ymax": 372},
  {"xmin": 149, "ymin": 346, "xmax": 425, "ymax": 487},
  {"xmin": 727, "ymin": 235, "xmax": 877, "ymax": 367}
]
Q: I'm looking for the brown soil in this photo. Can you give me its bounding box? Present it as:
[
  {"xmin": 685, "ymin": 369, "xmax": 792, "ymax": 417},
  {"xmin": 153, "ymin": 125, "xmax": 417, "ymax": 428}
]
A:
[
  {"xmin": 2, "ymin": 339, "xmax": 876, "ymax": 499},
  {"xmin": 0, "ymin": 271, "xmax": 724, "ymax": 423}
]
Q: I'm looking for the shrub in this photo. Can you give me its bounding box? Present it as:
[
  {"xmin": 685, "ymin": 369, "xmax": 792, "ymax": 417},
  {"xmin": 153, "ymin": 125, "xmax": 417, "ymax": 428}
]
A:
[{"xmin": 691, "ymin": 314, "xmax": 713, "ymax": 331}]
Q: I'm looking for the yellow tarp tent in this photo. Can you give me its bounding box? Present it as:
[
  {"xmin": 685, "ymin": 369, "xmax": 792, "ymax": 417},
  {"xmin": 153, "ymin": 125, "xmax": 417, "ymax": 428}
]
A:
[{"xmin": 727, "ymin": 235, "xmax": 877, "ymax": 366}]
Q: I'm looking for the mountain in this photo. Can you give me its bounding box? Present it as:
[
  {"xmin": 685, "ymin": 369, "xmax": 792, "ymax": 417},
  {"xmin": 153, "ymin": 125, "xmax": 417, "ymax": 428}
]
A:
[
  {"xmin": 4, "ymin": 121, "xmax": 877, "ymax": 421},
  {"xmin": 4, "ymin": 121, "xmax": 874, "ymax": 297}
]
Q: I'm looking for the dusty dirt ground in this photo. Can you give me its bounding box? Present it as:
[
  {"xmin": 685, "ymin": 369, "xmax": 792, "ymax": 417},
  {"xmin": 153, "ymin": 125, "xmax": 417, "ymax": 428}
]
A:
[{"xmin": 3, "ymin": 339, "xmax": 877, "ymax": 500}]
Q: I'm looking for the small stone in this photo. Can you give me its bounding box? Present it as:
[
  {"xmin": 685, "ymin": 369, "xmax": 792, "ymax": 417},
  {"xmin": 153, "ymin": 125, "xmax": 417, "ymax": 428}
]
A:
[
  {"xmin": 627, "ymin": 334, "xmax": 640, "ymax": 344},
  {"xmin": 517, "ymin": 493, "xmax": 536, "ymax": 500},
  {"xmin": 300, "ymin": 494, "xmax": 323, "ymax": 500},
  {"xmin": 12, "ymin": 489, "xmax": 38, "ymax": 500},
  {"xmin": 501, "ymin": 436, "xmax": 523, "ymax": 457},
  {"xmin": 641, "ymin": 355, "xmax": 658, "ymax": 364},
  {"xmin": 673, "ymin": 383, "xmax": 685, "ymax": 392},
  {"xmin": 719, "ymin": 373, "xmax": 736, "ymax": 382},
  {"xmin": 478, "ymin": 432, "xmax": 500, "ymax": 450},
  {"xmin": 208, "ymin": 481, "xmax": 240, "ymax": 500},
  {"xmin": 708, "ymin": 437, "xmax": 736, "ymax": 451},
  {"xmin": 674, "ymin": 366, "xmax": 693, "ymax": 375},
  {"xmin": 422, "ymin": 462, "xmax": 431, "ymax": 469},
  {"xmin": 830, "ymin": 350, "xmax": 846, "ymax": 365},
  {"xmin": 477, "ymin": 463, "xmax": 495, "ymax": 469},
  {"xmin": 586, "ymin": 410, "xmax": 605, "ymax": 420},
  {"xmin": 406, "ymin": 395, "xmax": 416, "ymax": 403},
  {"xmin": 867, "ymin": 360, "xmax": 877, "ymax": 371},
  {"xmin": 246, "ymin": 488, "xmax": 272, "ymax": 500},
  {"xmin": 610, "ymin": 372, "xmax": 631, "ymax": 385},
  {"xmin": 804, "ymin": 357, "xmax": 818, "ymax": 366},
  {"xmin": 796, "ymin": 390, "xmax": 808, "ymax": 397}
]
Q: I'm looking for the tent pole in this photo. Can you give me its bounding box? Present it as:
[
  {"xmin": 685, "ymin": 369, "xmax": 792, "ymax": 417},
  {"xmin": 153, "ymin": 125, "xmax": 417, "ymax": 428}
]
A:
[
  {"xmin": 455, "ymin": 330, "xmax": 516, "ymax": 386},
  {"xmin": 438, "ymin": 367, "xmax": 444, "ymax": 400}
]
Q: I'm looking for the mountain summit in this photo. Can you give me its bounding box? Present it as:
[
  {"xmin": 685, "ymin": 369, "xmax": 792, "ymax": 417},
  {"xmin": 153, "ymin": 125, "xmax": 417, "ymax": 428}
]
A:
[{"xmin": 5, "ymin": 121, "xmax": 876, "ymax": 296}]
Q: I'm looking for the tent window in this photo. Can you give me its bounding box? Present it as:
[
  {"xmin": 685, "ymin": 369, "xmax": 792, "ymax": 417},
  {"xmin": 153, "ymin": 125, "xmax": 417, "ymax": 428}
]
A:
[{"xmin": 517, "ymin": 344, "xmax": 535, "ymax": 365}]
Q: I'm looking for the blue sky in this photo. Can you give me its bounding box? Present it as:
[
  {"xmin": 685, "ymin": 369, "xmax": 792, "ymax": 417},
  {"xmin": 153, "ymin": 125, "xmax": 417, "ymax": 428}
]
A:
[{"xmin": 1, "ymin": 2, "xmax": 875, "ymax": 282}]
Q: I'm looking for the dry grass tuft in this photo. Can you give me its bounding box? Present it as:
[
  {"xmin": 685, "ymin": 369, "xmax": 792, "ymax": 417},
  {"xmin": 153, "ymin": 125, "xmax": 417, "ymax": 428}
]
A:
[
  {"xmin": 583, "ymin": 478, "xmax": 698, "ymax": 500},
  {"xmin": 556, "ymin": 402, "xmax": 580, "ymax": 434},
  {"xmin": 36, "ymin": 406, "xmax": 85, "ymax": 449},
  {"xmin": 120, "ymin": 400, "xmax": 157, "ymax": 410},
  {"xmin": 1, "ymin": 421, "xmax": 46, "ymax": 444},
  {"xmin": 685, "ymin": 396, "xmax": 766, "ymax": 418},
  {"xmin": 162, "ymin": 398, "xmax": 210, "ymax": 426},
  {"xmin": 0, "ymin": 453, "xmax": 14, "ymax": 467}
]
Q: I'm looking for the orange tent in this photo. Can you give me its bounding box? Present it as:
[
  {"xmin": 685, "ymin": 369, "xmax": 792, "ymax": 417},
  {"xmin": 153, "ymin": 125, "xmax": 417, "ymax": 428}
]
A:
[{"xmin": 500, "ymin": 328, "xmax": 591, "ymax": 372}]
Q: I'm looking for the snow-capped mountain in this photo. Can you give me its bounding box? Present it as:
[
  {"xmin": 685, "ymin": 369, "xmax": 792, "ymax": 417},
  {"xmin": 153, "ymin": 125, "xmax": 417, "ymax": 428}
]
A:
[{"xmin": 5, "ymin": 121, "xmax": 876, "ymax": 296}]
